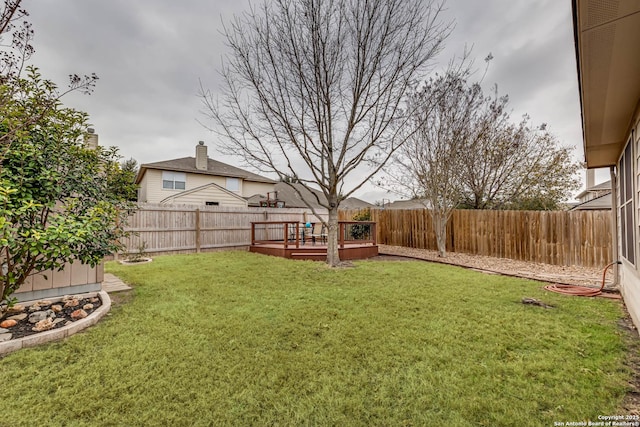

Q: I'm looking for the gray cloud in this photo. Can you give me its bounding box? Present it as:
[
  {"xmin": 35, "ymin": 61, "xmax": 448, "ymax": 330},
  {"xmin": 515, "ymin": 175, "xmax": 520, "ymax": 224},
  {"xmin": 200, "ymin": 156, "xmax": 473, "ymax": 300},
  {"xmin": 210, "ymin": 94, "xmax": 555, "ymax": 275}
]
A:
[{"xmin": 21, "ymin": 0, "xmax": 589, "ymax": 202}]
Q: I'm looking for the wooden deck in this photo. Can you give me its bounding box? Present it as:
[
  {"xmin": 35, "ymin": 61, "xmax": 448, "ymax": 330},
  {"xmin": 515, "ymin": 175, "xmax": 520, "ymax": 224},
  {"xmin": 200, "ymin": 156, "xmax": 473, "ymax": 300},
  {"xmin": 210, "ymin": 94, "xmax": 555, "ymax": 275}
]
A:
[{"xmin": 249, "ymin": 221, "xmax": 378, "ymax": 261}]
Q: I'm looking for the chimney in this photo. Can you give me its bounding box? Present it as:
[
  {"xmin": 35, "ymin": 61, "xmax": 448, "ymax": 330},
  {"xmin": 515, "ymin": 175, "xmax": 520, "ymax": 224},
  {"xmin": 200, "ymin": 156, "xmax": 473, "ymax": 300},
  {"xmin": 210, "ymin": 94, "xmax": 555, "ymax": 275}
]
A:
[
  {"xmin": 195, "ymin": 141, "xmax": 208, "ymax": 171},
  {"xmin": 586, "ymin": 169, "xmax": 595, "ymax": 189},
  {"xmin": 85, "ymin": 128, "xmax": 99, "ymax": 149}
]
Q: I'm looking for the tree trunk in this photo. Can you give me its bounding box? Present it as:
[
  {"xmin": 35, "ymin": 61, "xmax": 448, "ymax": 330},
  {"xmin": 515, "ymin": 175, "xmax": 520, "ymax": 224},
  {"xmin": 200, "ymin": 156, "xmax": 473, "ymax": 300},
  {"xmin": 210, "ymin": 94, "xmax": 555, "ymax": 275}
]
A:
[
  {"xmin": 433, "ymin": 213, "xmax": 447, "ymax": 257},
  {"xmin": 326, "ymin": 207, "xmax": 340, "ymax": 267}
]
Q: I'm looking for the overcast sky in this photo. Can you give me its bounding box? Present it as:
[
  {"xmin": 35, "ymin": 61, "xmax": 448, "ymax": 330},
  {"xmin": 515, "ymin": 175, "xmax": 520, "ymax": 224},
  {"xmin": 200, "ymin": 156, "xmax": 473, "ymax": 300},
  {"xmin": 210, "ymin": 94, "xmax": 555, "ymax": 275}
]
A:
[{"xmin": 23, "ymin": 0, "xmax": 603, "ymax": 203}]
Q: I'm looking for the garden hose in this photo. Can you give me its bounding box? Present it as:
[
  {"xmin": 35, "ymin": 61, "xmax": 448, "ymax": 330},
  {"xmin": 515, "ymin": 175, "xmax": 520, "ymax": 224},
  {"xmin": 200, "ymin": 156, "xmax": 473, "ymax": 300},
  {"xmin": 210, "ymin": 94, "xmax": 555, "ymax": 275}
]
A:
[{"xmin": 543, "ymin": 261, "xmax": 622, "ymax": 299}]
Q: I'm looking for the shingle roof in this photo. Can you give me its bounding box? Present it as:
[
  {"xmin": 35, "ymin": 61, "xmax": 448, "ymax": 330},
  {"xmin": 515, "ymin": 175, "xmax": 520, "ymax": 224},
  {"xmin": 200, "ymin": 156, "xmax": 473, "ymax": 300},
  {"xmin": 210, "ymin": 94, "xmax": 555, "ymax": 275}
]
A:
[
  {"xmin": 575, "ymin": 180, "xmax": 612, "ymax": 200},
  {"xmin": 136, "ymin": 157, "xmax": 275, "ymax": 184},
  {"xmin": 571, "ymin": 192, "xmax": 612, "ymax": 210},
  {"xmin": 246, "ymin": 182, "xmax": 373, "ymax": 210}
]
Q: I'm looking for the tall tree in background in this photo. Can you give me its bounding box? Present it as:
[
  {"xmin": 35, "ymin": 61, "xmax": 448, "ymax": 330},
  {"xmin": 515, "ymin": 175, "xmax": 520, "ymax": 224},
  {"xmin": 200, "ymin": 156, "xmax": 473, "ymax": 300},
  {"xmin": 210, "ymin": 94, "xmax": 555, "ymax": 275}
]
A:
[
  {"xmin": 382, "ymin": 57, "xmax": 581, "ymax": 256},
  {"xmin": 201, "ymin": 0, "xmax": 450, "ymax": 266},
  {"xmin": 0, "ymin": 0, "xmax": 133, "ymax": 304},
  {"xmin": 383, "ymin": 64, "xmax": 484, "ymax": 257},
  {"xmin": 458, "ymin": 111, "xmax": 581, "ymax": 210}
]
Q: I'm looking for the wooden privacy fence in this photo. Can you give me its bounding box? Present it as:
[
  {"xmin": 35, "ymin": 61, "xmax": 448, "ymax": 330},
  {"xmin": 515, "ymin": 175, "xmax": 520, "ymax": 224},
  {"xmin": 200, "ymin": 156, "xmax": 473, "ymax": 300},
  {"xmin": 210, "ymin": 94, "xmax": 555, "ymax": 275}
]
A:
[
  {"xmin": 121, "ymin": 204, "xmax": 328, "ymax": 256},
  {"xmin": 340, "ymin": 208, "xmax": 612, "ymax": 268}
]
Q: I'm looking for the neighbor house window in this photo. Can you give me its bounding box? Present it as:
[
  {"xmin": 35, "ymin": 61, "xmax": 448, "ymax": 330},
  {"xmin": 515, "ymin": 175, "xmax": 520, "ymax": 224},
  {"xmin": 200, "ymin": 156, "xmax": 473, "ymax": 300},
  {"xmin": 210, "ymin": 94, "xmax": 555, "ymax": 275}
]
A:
[
  {"xmin": 162, "ymin": 172, "xmax": 186, "ymax": 190},
  {"xmin": 226, "ymin": 177, "xmax": 240, "ymax": 192},
  {"xmin": 620, "ymin": 138, "xmax": 634, "ymax": 264},
  {"xmin": 205, "ymin": 201, "xmax": 219, "ymax": 206}
]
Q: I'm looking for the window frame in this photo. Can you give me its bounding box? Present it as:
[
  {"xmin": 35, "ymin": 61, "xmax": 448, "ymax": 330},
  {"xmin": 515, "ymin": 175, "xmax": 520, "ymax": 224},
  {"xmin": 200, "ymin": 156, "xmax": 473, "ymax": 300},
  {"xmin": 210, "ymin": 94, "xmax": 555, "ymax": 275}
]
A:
[
  {"xmin": 226, "ymin": 177, "xmax": 240, "ymax": 192},
  {"xmin": 620, "ymin": 137, "xmax": 635, "ymax": 265},
  {"xmin": 162, "ymin": 171, "xmax": 186, "ymax": 190}
]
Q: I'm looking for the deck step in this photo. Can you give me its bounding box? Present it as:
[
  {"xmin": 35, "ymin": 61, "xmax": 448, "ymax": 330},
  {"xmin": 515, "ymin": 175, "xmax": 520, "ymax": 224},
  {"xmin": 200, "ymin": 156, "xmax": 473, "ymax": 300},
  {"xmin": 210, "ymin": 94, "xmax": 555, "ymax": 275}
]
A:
[
  {"xmin": 291, "ymin": 252, "xmax": 327, "ymax": 261},
  {"xmin": 291, "ymin": 252, "xmax": 326, "ymax": 257}
]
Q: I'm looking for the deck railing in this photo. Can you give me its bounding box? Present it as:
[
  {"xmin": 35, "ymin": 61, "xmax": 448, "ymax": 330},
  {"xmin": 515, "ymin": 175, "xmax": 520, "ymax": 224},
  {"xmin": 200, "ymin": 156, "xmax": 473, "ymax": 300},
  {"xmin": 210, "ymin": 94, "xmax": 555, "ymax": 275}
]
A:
[{"xmin": 251, "ymin": 221, "xmax": 377, "ymax": 248}]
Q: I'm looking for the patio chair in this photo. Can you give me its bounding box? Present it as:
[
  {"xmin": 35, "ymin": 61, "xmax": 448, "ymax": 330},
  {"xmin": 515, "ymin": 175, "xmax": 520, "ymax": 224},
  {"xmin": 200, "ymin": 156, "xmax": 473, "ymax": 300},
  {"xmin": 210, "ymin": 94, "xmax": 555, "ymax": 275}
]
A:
[{"xmin": 311, "ymin": 223, "xmax": 327, "ymax": 245}]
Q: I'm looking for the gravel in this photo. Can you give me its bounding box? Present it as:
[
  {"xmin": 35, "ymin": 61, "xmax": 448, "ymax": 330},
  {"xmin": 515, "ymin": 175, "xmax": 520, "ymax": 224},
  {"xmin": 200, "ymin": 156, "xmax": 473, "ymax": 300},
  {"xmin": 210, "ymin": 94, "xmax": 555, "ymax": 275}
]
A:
[{"xmin": 377, "ymin": 244, "xmax": 612, "ymax": 288}]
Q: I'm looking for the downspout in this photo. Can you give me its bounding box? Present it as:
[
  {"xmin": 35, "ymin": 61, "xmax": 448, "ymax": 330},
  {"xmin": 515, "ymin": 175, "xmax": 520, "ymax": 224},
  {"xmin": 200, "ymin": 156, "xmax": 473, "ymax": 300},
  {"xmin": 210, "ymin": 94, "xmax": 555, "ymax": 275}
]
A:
[{"xmin": 609, "ymin": 165, "xmax": 619, "ymax": 287}]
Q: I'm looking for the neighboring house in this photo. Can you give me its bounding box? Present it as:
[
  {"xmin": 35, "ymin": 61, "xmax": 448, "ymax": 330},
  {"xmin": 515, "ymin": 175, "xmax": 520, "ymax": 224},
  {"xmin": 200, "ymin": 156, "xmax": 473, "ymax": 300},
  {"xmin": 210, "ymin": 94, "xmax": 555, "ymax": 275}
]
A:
[
  {"xmin": 340, "ymin": 197, "xmax": 374, "ymax": 210},
  {"xmin": 572, "ymin": 172, "xmax": 612, "ymax": 211},
  {"xmin": 573, "ymin": 1, "xmax": 640, "ymax": 325},
  {"xmin": 384, "ymin": 199, "xmax": 430, "ymax": 210},
  {"xmin": 135, "ymin": 142, "xmax": 276, "ymax": 206},
  {"xmin": 247, "ymin": 182, "xmax": 373, "ymax": 212}
]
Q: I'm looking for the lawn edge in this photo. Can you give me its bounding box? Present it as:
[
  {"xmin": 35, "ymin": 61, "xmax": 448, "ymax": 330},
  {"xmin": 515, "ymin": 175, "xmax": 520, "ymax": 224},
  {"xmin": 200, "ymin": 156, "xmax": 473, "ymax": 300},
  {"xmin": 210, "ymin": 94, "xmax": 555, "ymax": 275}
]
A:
[{"xmin": 0, "ymin": 290, "xmax": 111, "ymax": 357}]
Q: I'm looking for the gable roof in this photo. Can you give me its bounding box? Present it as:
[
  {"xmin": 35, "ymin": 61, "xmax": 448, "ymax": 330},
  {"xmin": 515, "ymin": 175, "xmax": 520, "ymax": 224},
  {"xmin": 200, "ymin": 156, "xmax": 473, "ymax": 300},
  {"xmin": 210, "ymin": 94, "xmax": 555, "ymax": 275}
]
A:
[
  {"xmin": 246, "ymin": 182, "xmax": 374, "ymax": 210},
  {"xmin": 247, "ymin": 182, "xmax": 326, "ymax": 210},
  {"xmin": 136, "ymin": 157, "xmax": 275, "ymax": 184},
  {"xmin": 571, "ymin": 191, "xmax": 612, "ymax": 210},
  {"xmin": 385, "ymin": 199, "xmax": 430, "ymax": 209},
  {"xmin": 575, "ymin": 179, "xmax": 612, "ymax": 200},
  {"xmin": 340, "ymin": 197, "xmax": 374, "ymax": 210},
  {"xmin": 160, "ymin": 182, "xmax": 247, "ymax": 204}
]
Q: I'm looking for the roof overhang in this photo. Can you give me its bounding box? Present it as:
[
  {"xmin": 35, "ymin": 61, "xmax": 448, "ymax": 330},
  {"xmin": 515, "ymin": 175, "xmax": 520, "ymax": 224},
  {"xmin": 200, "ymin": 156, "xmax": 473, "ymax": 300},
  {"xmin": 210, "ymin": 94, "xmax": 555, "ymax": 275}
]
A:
[{"xmin": 573, "ymin": 0, "xmax": 640, "ymax": 168}]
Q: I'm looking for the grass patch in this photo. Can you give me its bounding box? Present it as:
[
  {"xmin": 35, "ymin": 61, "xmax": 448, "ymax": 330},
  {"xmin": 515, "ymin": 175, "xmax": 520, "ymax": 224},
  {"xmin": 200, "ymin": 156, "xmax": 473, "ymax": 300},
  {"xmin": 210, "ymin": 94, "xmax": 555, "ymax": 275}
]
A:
[{"xmin": 0, "ymin": 251, "xmax": 632, "ymax": 426}]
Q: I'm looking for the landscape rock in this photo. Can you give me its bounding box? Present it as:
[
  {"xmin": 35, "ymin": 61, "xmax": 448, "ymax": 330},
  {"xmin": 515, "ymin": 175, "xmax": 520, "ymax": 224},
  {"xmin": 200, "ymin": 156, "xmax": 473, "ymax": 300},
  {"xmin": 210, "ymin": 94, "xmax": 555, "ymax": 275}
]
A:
[
  {"xmin": 89, "ymin": 297, "xmax": 99, "ymax": 303},
  {"xmin": 36, "ymin": 300, "xmax": 52, "ymax": 306},
  {"xmin": 64, "ymin": 299, "xmax": 80, "ymax": 308},
  {"xmin": 7, "ymin": 313, "xmax": 27, "ymax": 321},
  {"xmin": 28, "ymin": 310, "xmax": 55, "ymax": 324},
  {"xmin": 32, "ymin": 318, "xmax": 54, "ymax": 332},
  {"xmin": 0, "ymin": 319, "xmax": 17, "ymax": 328},
  {"xmin": 70, "ymin": 309, "xmax": 88, "ymax": 320},
  {"xmin": 51, "ymin": 304, "xmax": 63, "ymax": 313},
  {"xmin": 0, "ymin": 328, "xmax": 8, "ymax": 333},
  {"xmin": 7, "ymin": 304, "xmax": 25, "ymax": 314},
  {"xmin": 83, "ymin": 303, "xmax": 94, "ymax": 311},
  {"xmin": 53, "ymin": 318, "xmax": 66, "ymax": 325},
  {"xmin": 29, "ymin": 304, "xmax": 42, "ymax": 312},
  {"xmin": 0, "ymin": 333, "xmax": 12, "ymax": 342}
]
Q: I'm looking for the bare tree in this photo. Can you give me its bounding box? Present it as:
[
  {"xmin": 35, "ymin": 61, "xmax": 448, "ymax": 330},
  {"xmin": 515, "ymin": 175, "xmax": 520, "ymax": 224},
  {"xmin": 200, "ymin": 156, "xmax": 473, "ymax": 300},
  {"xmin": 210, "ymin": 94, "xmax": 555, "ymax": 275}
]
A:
[
  {"xmin": 382, "ymin": 65, "xmax": 484, "ymax": 257},
  {"xmin": 200, "ymin": 0, "xmax": 450, "ymax": 266}
]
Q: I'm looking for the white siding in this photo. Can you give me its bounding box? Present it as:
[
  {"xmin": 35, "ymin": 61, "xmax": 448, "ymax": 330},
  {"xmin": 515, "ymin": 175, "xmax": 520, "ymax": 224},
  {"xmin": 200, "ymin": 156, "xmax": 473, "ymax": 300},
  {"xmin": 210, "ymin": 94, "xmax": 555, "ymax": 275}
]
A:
[
  {"xmin": 167, "ymin": 185, "xmax": 248, "ymax": 207},
  {"xmin": 621, "ymin": 110, "xmax": 640, "ymax": 329},
  {"xmin": 139, "ymin": 169, "xmax": 275, "ymax": 204}
]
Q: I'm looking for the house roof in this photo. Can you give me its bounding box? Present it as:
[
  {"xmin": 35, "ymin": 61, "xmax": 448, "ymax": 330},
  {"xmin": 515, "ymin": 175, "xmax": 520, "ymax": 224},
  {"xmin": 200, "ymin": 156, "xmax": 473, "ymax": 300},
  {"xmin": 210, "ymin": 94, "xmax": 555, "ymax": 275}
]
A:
[
  {"xmin": 384, "ymin": 199, "xmax": 430, "ymax": 210},
  {"xmin": 339, "ymin": 197, "xmax": 374, "ymax": 210},
  {"xmin": 575, "ymin": 179, "xmax": 612, "ymax": 199},
  {"xmin": 135, "ymin": 157, "xmax": 276, "ymax": 185},
  {"xmin": 160, "ymin": 182, "xmax": 247, "ymax": 204},
  {"xmin": 246, "ymin": 182, "xmax": 373, "ymax": 210},
  {"xmin": 573, "ymin": 0, "xmax": 640, "ymax": 167},
  {"xmin": 571, "ymin": 191, "xmax": 612, "ymax": 210},
  {"xmin": 247, "ymin": 182, "xmax": 327, "ymax": 210}
]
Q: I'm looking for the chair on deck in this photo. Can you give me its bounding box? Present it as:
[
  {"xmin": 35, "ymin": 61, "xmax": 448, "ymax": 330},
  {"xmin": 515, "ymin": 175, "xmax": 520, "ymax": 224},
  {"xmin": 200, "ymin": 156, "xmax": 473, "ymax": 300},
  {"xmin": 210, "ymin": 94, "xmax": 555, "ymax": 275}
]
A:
[{"xmin": 311, "ymin": 223, "xmax": 327, "ymax": 245}]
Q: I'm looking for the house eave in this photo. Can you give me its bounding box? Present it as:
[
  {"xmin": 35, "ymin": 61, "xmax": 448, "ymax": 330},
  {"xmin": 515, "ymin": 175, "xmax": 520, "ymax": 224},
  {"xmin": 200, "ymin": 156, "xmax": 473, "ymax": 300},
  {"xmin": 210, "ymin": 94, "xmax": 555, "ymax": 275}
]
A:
[{"xmin": 573, "ymin": 0, "xmax": 640, "ymax": 167}]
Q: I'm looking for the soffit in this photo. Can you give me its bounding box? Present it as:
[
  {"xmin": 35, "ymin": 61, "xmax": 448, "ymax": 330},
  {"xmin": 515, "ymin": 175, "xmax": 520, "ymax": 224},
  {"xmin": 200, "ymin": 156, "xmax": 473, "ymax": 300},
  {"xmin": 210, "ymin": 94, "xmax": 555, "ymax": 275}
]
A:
[{"xmin": 575, "ymin": 0, "xmax": 640, "ymax": 167}]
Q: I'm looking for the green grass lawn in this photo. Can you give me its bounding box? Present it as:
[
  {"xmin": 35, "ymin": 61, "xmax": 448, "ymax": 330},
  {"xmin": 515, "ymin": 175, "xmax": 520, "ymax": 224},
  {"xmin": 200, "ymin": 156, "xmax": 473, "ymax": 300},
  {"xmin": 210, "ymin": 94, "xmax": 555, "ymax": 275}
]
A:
[{"xmin": 0, "ymin": 251, "xmax": 633, "ymax": 426}]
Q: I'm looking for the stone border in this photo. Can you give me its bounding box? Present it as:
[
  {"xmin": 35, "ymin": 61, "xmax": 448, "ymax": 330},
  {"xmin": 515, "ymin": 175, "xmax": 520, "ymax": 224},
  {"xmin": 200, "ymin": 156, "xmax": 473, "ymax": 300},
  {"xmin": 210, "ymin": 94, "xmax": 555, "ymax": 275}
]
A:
[{"xmin": 0, "ymin": 290, "xmax": 111, "ymax": 357}]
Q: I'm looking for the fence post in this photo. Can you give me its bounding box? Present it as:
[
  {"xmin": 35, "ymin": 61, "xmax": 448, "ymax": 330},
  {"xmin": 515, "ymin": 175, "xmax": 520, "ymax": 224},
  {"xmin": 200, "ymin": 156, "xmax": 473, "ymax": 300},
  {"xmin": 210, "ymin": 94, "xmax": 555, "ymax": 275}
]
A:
[{"xmin": 195, "ymin": 208, "xmax": 201, "ymax": 253}]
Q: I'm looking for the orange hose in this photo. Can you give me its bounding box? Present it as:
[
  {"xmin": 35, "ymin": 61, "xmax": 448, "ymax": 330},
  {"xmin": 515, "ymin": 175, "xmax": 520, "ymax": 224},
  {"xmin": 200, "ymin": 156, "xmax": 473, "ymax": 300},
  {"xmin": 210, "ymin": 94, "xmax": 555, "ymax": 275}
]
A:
[{"xmin": 543, "ymin": 261, "xmax": 621, "ymax": 299}]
